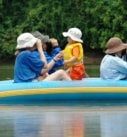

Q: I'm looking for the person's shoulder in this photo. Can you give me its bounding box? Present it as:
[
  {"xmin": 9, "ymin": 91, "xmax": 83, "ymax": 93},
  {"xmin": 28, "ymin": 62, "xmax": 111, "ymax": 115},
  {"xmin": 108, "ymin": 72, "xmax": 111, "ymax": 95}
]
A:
[
  {"xmin": 52, "ymin": 47, "xmax": 62, "ymax": 55},
  {"xmin": 101, "ymin": 54, "xmax": 112, "ymax": 62},
  {"xmin": 21, "ymin": 50, "xmax": 38, "ymax": 59},
  {"xmin": 19, "ymin": 50, "xmax": 31, "ymax": 56},
  {"xmin": 108, "ymin": 55, "xmax": 123, "ymax": 64},
  {"xmin": 53, "ymin": 46, "xmax": 61, "ymax": 51},
  {"xmin": 72, "ymin": 42, "xmax": 83, "ymax": 49}
]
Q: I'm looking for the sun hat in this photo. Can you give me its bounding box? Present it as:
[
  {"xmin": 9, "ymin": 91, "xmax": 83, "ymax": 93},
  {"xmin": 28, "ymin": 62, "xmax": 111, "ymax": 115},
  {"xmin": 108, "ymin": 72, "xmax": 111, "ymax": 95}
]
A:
[
  {"xmin": 62, "ymin": 27, "xmax": 83, "ymax": 43},
  {"xmin": 105, "ymin": 37, "xmax": 127, "ymax": 54},
  {"xmin": 32, "ymin": 31, "xmax": 50, "ymax": 44},
  {"xmin": 16, "ymin": 33, "xmax": 37, "ymax": 49}
]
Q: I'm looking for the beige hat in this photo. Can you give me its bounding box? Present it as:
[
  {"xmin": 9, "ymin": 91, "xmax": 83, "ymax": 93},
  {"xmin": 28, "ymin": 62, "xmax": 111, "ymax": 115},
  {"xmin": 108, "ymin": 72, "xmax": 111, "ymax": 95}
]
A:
[
  {"xmin": 105, "ymin": 37, "xmax": 127, "ymax": 54},
  {"xmin": 32, "ymin": 31, "xmax": 50, "ymax": 44},
  {"xmin": 62, "ymin": 27, "xmax": 83, "ymax": 43},
  {"xmin": 16, "ymin": 33, "xmax": 37, "ymax": 49}
]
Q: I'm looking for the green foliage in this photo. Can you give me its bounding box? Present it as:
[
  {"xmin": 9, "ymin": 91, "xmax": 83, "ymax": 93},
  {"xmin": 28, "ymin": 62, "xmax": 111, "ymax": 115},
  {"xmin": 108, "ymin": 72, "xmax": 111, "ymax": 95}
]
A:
[{"xmin": 0, "ymin": 0, "xmax": 127, "ymax": 59}]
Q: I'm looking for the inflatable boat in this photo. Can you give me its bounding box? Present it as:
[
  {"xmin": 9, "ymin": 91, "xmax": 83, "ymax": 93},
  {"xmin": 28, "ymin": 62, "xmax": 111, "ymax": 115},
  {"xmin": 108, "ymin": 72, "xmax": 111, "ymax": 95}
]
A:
[{"xmin": 0, "ymin": 78, "xmax": 127, "ymax": 103}]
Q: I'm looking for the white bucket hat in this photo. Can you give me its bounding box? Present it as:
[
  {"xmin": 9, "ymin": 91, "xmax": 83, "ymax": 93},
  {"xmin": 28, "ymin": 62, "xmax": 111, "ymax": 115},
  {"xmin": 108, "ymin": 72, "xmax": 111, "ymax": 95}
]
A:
[
  {"xmin": 16, "ymin": 33, "xmax": 37, "ymax": 49},
  {"xmin": 62, "ymin": 27, "xmax": 83, "ymax": 43}
]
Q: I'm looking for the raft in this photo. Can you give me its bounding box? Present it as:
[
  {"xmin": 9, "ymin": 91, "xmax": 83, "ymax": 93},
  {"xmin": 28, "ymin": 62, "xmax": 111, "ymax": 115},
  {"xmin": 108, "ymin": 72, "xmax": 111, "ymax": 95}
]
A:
[{"xmin": 0, "ymin": 77, "xmax": 127, "ymax": 103}]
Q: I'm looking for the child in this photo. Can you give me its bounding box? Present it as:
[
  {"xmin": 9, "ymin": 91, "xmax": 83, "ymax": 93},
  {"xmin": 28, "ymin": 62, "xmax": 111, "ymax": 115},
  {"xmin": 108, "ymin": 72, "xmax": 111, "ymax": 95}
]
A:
[{"xmin": 62, "ymin": 27, "xmax": 88, "ymax": 80}]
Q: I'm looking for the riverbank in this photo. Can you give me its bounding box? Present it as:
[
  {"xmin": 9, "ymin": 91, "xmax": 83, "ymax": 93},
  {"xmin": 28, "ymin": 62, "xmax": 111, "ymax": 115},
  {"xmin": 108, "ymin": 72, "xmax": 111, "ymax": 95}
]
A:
[
  {"xmin": 84, "ymin": 50, "xmax": 104, "ymax": 64},
  {"xmin": 0, "ymin": 50, "xmax": 104, "ymax": 65}
]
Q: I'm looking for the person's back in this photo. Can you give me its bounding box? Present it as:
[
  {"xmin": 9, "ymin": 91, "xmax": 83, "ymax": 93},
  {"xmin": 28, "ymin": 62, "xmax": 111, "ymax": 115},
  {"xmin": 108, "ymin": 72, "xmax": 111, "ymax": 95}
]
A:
[
  {"xmin": 100, "ymin": 54, "xmax": 127, "ymax": 80},
  {"xmin": 14, "ymin": 50, "xmax": 44, "ymax": 82}
]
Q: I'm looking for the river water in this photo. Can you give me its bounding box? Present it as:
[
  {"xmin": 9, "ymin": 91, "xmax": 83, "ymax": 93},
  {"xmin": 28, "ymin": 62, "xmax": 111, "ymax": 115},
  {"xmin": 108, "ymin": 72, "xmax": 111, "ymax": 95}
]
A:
[
  {"xmin": 0, "ymin": 64, "xmax": 127, "ymax": 137},
  {"xmin": 1, "ymin": 104, "xmax": 127, "ymax": 137},
  {"xmin": 0, "ymin": 64, "xmax": 99, "ymax": 80}
]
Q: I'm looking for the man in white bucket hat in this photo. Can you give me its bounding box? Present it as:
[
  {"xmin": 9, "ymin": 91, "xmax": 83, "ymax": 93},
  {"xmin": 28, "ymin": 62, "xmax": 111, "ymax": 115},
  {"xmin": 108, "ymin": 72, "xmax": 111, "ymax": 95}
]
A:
[
  {"xmin": 14, "ymin": 32, "xmax": 71, "ymax": 82},
  {"xmin": 62, "ymin": 27, "xmax": 88, "ymax": 80}
]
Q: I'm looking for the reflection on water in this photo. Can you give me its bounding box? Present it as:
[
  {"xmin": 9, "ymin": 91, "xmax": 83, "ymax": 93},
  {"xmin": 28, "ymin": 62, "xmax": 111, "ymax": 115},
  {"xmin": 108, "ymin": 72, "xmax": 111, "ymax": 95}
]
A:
[{"xmin": 0, "ymin": 105, "xmax": 127, "ymax": 137}]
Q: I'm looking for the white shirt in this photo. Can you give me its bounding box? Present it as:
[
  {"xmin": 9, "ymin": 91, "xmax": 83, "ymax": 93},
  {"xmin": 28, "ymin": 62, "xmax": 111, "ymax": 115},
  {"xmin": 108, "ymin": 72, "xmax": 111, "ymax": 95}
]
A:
[{"xmin": 100, "ymin": 55, "xmax": 127, "ymax": 80}]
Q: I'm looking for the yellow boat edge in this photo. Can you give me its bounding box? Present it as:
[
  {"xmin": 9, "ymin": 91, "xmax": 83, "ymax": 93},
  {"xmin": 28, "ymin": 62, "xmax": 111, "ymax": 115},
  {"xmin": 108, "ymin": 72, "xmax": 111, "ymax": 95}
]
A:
[{"xmin": 0, "ymin": 87, "xmax": 127, "ymax": 98}]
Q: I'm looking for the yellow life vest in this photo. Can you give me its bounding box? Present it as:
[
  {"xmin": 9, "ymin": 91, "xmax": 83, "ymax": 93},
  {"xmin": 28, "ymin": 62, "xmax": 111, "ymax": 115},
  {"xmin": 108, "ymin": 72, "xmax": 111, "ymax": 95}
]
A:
[{"xmin": 63, "ymin": 43, "xmax": 84, "ymax": 67}]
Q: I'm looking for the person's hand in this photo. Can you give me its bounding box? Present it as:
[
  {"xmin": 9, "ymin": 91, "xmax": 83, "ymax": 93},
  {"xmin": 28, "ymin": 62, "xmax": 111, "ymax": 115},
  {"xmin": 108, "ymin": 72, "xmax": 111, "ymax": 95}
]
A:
[
  {"xmin": 58, "ymin": 51, "xmax": 63, "ymax": 58},
  {"xmin": 50, "ymin": 38, "xmax": 59, "ymax": 47},
  {"xmin": 63, "ymin": 60, "xmax": 69, "ymax": 66},
  {"xmin": 54, "ymin": 52, "xmax": 63, "ymax": 61}
]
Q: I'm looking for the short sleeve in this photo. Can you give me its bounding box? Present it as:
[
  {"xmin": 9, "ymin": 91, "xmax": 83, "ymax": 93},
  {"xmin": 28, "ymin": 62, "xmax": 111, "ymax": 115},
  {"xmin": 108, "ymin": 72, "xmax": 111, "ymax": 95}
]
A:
[{"xmin": 72, "ymin": 46, "xmax": 80, "ymax": 58}]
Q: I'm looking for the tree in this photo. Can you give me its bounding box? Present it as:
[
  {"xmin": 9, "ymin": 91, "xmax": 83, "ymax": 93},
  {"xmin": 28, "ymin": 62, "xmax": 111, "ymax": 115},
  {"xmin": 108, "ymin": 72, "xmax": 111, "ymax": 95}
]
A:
[{"xmin": 0, "ymin": 0, "xmax": 127, "ymax": 59}]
